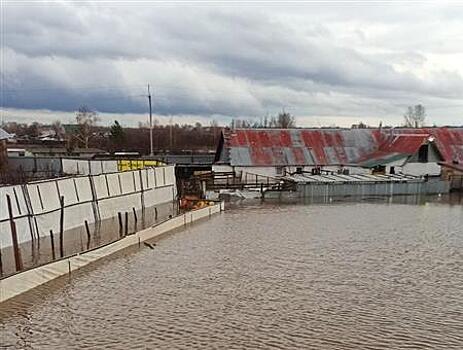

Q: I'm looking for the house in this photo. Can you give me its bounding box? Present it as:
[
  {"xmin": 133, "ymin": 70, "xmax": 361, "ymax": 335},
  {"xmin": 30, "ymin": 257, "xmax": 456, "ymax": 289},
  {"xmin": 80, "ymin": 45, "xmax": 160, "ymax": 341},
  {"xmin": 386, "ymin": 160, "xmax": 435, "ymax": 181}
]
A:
[{"xmin": 213, "ymin": 127, "xmax": 463, "ymax": 178}]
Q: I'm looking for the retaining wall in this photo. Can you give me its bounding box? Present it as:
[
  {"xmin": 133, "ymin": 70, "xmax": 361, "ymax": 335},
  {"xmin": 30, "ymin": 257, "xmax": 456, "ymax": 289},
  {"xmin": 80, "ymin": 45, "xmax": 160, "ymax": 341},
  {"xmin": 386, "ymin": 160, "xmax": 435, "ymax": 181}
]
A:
[{"xmin": 0, "ymin": 166, "xmax": 177, "ymax": 248}]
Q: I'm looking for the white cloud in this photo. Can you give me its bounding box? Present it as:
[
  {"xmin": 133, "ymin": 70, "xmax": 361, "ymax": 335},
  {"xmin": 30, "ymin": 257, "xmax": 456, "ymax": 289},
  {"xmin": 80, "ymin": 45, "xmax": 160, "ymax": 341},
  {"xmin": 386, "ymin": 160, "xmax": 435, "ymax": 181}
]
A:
[{"xmin": 2, "ymin": 2, "xmax": 463, "ymax": 126}]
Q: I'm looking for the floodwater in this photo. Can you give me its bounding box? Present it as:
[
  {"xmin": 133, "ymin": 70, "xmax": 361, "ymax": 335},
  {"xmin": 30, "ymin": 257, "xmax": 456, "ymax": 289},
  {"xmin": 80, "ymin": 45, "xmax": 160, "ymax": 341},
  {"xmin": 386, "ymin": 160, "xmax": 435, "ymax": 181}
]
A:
[
  {"xmin": 1, "ymin": 195, "xmax": 463, "ymax": 349},
  {"xmin": 0, "ymin": 201, "xmax": 178, "ymax": 277}
]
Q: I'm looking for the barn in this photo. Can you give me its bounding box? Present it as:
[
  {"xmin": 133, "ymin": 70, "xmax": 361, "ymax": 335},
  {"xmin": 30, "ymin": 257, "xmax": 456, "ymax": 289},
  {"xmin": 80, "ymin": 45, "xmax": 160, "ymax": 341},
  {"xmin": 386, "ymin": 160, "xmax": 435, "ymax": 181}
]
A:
[{"xmin": 213, "ymin": 127, "xmax": 463, "ymax": 178}]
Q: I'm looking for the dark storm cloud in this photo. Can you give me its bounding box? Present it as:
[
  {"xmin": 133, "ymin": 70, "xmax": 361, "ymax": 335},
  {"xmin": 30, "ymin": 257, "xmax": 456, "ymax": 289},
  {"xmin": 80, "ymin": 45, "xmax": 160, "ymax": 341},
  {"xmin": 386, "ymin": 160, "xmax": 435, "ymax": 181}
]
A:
[{"xmin": 2, "ymin": 2, "xmax": 463, "ymax": 125}]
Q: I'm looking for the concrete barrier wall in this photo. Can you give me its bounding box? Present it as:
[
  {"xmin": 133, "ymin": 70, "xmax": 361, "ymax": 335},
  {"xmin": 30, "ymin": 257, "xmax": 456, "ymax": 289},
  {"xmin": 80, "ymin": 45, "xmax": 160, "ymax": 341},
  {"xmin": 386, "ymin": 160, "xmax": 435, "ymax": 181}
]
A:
[
  {"xmin": 9, "ymin": 157, "xmax": 168, "ymax": 177},
  {"xmin": 0, "ymin": 166, "xmax": 177, "ymax": 248},
  {"xmin": 62, "ymin": 159, "xmax": 119, "ymax": 175},
  {"xmin": 0, "ymin": 202, "xmax": 223, "ymax": 303}
]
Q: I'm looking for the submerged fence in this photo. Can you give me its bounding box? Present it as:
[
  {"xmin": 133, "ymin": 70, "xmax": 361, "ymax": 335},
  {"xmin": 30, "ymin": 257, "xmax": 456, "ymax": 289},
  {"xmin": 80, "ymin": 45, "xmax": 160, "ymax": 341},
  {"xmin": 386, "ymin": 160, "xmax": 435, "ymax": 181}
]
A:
[
  {"xmin": 294, "ymin": 179, "xmax": 449, "ymax": 199},
  {"xmin": 0, "ymin": 166, "xmax": 177, "ymax": 276}
]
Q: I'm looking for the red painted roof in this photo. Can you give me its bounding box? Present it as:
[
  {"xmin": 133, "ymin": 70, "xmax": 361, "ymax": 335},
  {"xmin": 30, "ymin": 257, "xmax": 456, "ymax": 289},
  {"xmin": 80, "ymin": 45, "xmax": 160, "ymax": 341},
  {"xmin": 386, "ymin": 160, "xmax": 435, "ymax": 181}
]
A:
[{"xmin": 218, "ymin": 127, "xmax": 463, "ymax": 167}]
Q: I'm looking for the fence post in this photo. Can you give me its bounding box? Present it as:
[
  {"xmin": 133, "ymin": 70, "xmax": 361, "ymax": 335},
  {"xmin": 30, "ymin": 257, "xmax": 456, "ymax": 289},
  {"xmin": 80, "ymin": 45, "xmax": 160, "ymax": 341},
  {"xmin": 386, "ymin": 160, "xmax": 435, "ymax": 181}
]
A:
[
  {"xmin": 132, "ymin": 207, "xmax": 138, "ymax": 226},
  {"xmin": 118, "ymin": 212, "xmax": 123, "ymax": 236},
  {"xmin": 6, "ymin": 194, "xmax": 23, "ymax": 271},
  {"xmin": 22, "ymin": 184, "xmax": 37, "ymax": 244},
  {"xmin": 124, "ymin": 212, "xmax": 129, "ymax": 236},
  {"xmin": 84, "ymin": 220, "xmax": 91, "ymax": 249},
  {"xmin": 59, "ymin": 196, "xmax": 65, "ymax": 258},
  {"xmin": 139, "ymin": 169, "xmax": 145, "ymax": 220},
  {"xmin": 0, "ymin": 247, "xmax": 3, "ymax": 276},
  {"xmin": 50, "ymin": 229, "xmax": 56, "ymax": 260}
]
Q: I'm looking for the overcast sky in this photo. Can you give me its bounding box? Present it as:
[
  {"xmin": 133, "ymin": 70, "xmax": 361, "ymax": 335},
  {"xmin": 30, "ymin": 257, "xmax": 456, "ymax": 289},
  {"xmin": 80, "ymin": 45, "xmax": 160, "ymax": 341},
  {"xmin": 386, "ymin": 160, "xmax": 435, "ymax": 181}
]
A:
[{"xmin": 1, "ymin": 1, "xmax": 463, "ymax": 127}]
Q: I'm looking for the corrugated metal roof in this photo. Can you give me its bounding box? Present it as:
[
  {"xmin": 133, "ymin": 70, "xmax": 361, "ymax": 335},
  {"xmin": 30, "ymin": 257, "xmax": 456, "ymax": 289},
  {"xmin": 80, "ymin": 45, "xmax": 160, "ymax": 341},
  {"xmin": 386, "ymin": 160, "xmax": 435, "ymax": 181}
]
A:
[
  {"xmin": 218, "ymin": 127, "xmax": 463, "ymax": 167},
  {"xmin": 223, "ymin": 128, "xmax": 381, "ymax": 166}
]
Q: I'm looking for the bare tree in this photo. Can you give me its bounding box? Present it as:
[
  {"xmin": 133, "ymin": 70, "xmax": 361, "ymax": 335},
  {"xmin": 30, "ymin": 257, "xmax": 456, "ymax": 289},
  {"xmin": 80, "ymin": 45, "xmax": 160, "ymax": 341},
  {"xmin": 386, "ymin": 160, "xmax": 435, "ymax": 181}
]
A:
[
  {"xmin": 51, "ymin": 120, "xmax": 65, "ymax": 140},
  {"xmin": 404, "ymin": 104, "xmax": 426, "ymax": 128},
  {"xmin": 275, "ymin": 111, "xmax": 296, "ymax": 128},
  {"xmin": 74, "ymin": 105, "xmax": 100, "ymax": 148}
]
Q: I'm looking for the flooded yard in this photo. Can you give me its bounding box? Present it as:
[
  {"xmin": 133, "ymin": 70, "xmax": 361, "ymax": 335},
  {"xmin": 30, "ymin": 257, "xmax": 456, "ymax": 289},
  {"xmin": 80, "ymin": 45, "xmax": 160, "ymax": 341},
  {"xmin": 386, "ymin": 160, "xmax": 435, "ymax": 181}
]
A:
[{"xmin": 1, "ymin": 195, "xmax": 462, "ymax": 349}]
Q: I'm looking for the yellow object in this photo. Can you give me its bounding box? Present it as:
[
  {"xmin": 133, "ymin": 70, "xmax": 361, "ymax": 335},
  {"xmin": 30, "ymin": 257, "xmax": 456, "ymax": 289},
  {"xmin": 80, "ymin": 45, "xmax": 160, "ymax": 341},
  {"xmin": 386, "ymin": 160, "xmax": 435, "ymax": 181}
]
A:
[{"xmin": 117, "ymin": 159, "xmax": 166, "ymax": 172}]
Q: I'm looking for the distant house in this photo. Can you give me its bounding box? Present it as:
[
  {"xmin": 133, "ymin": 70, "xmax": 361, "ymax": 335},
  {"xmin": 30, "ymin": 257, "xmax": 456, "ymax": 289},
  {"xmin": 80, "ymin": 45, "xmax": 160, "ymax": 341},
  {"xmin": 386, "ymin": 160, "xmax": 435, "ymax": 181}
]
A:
[{"xmin": 214, "ymin": 127, "xmax": 463, "ymax": 178}]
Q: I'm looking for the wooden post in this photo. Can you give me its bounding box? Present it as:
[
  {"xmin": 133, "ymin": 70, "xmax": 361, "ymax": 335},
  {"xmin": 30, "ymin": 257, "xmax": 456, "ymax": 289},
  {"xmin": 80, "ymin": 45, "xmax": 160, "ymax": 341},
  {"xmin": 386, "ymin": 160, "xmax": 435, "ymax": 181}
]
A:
[
  {"xmin": 118, "ymin": 212, "xmax": 123, "ymax": 235},
  {"xmin": 132, "ymin": 207, "xmax": 138, "ymax": 224},
  {"xmin": 0, "ymin": 246, "xmax": 3, "ymax": 276},
  {"xmin": 6, "ymin": 194, "xmax": 23, "ymax": 271},
  {"xmin": 124, "ymin": 212, "xmax": 129, "ymax": 235},
  {"xmin": 59, "ymin": 195, "xmax": 64, "ymax": 258},
  {"xmin": 84, "ymin": 220, "xmax": 91, "ymax": 249},
  {"xmin": 49, "ymin": 229, "xmax": 56, "ymax": 260}
]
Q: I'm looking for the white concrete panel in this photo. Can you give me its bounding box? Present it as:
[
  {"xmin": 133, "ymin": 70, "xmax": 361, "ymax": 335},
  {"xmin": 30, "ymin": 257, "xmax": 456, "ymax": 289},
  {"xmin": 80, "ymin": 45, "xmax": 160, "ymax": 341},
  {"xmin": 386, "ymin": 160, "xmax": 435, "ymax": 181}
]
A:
[
  {"xmin": 0, "ymin": 185, "xmax": 28, "ymax": 221},
  {"xmin": 0, "ymin": 218, "xmax": 32, "ymax": 246},
  {"xmin": 75, "ymin": 177, "xmax": 93, "ymax": 202},
  {"xmin": 98, "ymin": 193, "xmax": 142, "ymax": 220},
  {"xmin": 93, "ymin": 174, "xmax": 109, "ymax": 199},
  {"xmin": 89, "ymin": 161, "xmax": 103, "ymax": 175},
  {"xmin": 62, "ymin": 159, "xmax": 78, "ymax": 174},
  {"xmin": 155, "ymin": 167, "xmax": 165, "ymax": 187},
  {"xmin": 106, "ymin": 173, "xmax": 121, "ymax": 196},
  {"xmin": 56, "ymin": 178, "xmax": 79, "ymax": 206},
  {"xmin": 27, "ymin": 181, "xmax": 60, "ymax": 214},
  {"xmin": 144, "ymin": 185, "xmax": 174, "ymax": 206},
  {"xmin": 165, "ymin": 166, "xmax": 176, "ymax": 185},
  {"xmin": 102, "ymin": 160, "xmax": 118, "ymax": 173},
  {"xmin": 134, "ymin": 170, "xmax": 142, "ymax": 191},
  {"xmin": 120, "ymin": 171, "xmax": 135, "ymax": 194},
  {"xmin": 148, "ymin": 168, "xmax": 156, "ymax": 189},
  {"xmin": 77, "ymin": 160, "xmax": 90, "ymax": 175}
]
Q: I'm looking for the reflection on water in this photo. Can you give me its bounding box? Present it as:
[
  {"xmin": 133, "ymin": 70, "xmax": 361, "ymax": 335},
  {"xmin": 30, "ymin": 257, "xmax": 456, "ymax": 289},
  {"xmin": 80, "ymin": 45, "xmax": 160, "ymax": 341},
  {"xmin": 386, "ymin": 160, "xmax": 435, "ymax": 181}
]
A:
[
  {"xmin": 0, "ymin": 201, "xmax": 179, "ymax": 277},
  {"xmin": 0, "ymin": 195, "xmax": 462, "ymax": 349}
]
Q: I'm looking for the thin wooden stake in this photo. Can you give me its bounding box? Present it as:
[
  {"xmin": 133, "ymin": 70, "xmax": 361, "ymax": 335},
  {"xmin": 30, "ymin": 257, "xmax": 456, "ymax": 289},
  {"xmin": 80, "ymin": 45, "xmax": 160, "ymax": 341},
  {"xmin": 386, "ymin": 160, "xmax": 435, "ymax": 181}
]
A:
[
  {"xmin": 0, "ymin": 246, "xmax": 3, "ymax": 276},
  {"xmin": 59, "ymin": 195, "xmax": 65, "ymax": 258},
  {"xmin": 49, "ymin": 229, "xmax": 56, "ymax": 260},
  {"xmin": 118, "ymin": 212, "xmax": 123, "ymax": 236},
  {"xmin": 132, "ymin": 207, "xmax": 138, "ymax": 223},
  {"xmin": 124, "ymin": 212, "xmax": 129, "ymax": 235},
  {"xmin": 7, "ymin": 194, "xmax": 23, "ymax": 271},
  {"xmin": 84, "ymin": 220, "xmax": 91, "ymax": 250}
]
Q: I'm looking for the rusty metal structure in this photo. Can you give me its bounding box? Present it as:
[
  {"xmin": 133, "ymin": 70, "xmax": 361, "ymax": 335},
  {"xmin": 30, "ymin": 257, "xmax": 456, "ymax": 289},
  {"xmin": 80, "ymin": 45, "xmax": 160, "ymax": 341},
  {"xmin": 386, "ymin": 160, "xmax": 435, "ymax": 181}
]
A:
[{"xmin": 215, "ymin": 127, "xmax": 463, "ymax": 168}]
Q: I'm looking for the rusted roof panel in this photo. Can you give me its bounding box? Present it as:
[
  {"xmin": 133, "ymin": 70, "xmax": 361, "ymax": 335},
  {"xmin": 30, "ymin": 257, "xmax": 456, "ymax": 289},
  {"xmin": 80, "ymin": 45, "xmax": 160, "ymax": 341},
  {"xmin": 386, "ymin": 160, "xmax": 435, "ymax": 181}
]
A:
[{"xmin": 220, "ymin": 128, "xmax": 463, "ymax": 167}]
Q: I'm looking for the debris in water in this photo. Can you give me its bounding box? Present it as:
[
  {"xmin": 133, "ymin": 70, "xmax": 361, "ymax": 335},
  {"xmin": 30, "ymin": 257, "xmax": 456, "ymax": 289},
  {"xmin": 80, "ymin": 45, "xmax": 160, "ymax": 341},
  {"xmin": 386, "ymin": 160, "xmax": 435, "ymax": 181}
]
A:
[{"xmin": 143, "ymin": 242, "xmax": 156, "ymax": 249}]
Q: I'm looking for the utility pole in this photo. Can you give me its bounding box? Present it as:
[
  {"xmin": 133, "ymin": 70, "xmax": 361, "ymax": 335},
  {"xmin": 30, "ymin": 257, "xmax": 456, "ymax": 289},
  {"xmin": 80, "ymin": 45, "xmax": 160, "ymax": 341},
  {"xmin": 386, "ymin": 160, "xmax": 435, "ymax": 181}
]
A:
[
  {"xmin": 169, "ymin": 116, "xmax": 173, "ymax": 150},
  {"xmin": 147, "ymin": 84, "xmax": 154, "ymax": 156}
]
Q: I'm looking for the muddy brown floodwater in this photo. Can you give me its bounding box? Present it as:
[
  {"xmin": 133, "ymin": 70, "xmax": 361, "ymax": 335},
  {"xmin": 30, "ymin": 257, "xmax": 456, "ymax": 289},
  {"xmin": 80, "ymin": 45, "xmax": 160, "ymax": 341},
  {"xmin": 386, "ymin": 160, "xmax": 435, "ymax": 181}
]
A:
[{"xmin": 1, "ymin": 196, "xmax": 463, "ymax": 349}]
